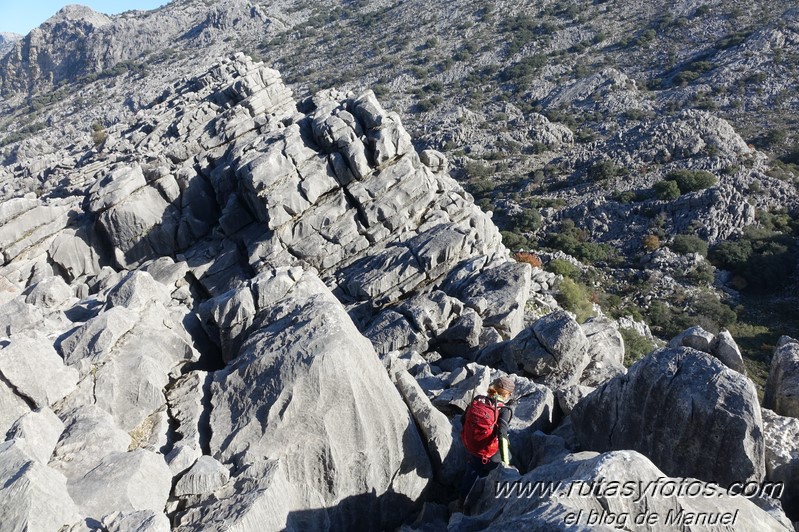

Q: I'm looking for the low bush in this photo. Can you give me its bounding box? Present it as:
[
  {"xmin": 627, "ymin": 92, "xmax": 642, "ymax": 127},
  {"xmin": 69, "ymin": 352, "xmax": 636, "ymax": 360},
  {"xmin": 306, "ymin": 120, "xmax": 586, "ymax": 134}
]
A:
[
  {"xmin": 666, "ymin": 169, "xmax": 718, "ymax": 193},
  {"xmin": 710, "ymin": 225, "xmax": 797, "ymax": 292},
  {"xmin": 546, "ymin": 259, "xmax": 579, "ymax": 278},
  {"xmin": 670, "ymin": 234, "xmax": 708, "ymax": 256},
  {"xmin": 654, "ymin": 179, "xmax": 680, "ymax": 200},
  {"xmin": 642, "ymin": 234, "xmax": 660, "ymax": 251},
  {"xmin": 514, "ymin": 251, "xmax": 543, "ymax": 268},
  {"xmin": 620, "ymin": 328, "xmax": 657, "ymax": 366},
  {"xmin": 556, "ymin": 278, "xmax": 595, "ymax": 323},
  {"xmin": 587, "ymin": 160, "xmax": 625, "ymax": 181}
]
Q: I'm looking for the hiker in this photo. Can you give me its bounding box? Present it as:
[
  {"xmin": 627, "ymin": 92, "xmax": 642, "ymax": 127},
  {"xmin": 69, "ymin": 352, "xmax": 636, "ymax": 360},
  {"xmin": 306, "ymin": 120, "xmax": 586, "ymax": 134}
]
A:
[{"xmin": 458, "ymin": 375, "xmax": 514, "ymax": 499}]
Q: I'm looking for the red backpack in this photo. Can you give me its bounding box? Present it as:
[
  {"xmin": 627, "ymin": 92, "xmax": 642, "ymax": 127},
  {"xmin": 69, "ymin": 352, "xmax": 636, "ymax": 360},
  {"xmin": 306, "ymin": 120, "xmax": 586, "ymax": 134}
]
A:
[{"xmin": 461, "ymin": 395, "xmax": 499, "ymax": 463}]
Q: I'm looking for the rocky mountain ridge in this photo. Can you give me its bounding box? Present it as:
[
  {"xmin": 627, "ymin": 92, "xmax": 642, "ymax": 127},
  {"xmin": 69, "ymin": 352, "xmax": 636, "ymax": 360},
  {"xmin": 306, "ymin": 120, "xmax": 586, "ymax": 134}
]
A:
[
  {"xmin": 0, "ymin": 1, "xmax": 798, "ymax": 530},
  {"xmin": 0, "ymin": 49, "xmax": 797, "ymax": 531}
]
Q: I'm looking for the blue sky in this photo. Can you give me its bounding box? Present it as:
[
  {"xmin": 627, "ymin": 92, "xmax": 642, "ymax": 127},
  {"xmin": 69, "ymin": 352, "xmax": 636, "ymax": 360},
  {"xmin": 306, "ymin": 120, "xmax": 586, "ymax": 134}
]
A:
[{"xmin": 0, "ymin": 1, "xmax": 168, "ymax": 35}]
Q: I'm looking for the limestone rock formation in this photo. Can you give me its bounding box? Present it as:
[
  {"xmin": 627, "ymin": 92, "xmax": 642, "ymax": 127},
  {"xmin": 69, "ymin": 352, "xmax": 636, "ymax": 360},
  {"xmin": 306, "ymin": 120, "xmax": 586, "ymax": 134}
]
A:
[
  {"xmin": 206, "ymin": 268, "xmax": 432, "ymax": 530},
  {"xmin": 762, "ymin": 408, "xmax": 799, "ymax": 517},
  {"xmin": 670, "ymin": 325, "xmax": 747, "ymax": 375},
  {"xmin": 765, "ymin": 337, "xmax": 799, "ymax": 419},
  {"xmin": 0, "ymin": 439, "xmax": 81, "ymax": 531},
  {"xmin": 571, "ymin": 347, "xmax": 765, "ymax": 488},
  {"xmin": 0, "ymin": 31, "xmax": 796, "ymax": 529}
]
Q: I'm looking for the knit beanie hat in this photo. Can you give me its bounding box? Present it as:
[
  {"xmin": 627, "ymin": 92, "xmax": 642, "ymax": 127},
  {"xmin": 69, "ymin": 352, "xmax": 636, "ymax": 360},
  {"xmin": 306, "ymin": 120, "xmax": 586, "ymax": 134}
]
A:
[{"xmin": 492, "ymin": 375, "xmax": 515, "ymax": 396}]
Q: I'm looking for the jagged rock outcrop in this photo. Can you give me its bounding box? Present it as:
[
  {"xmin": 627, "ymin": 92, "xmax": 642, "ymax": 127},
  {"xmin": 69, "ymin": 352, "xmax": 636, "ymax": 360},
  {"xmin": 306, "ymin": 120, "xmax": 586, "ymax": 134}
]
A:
[
  {"xmin": 579, "ymin": 316, "xmax": 626, "ymax": 386},
  {"xmin": 670, "ymin": 325, "xmax": 747, "ymax": 375},
  {"xmin": 0, "ymin": 438, "xmax": 81, "ymax": 531},
  {"xmin": 0, "ymin": 1, "xmax": 273, "ymax": 96},
  {"xmin": 0, "ymin": 39, "xmax": 796, "ymax": 530},
  {"xmin": 476, "ymin": 310, "xmax": 609, "ymax": 389},
  {"xmin": 68, "ymin": 449, "xmax": 172, "ymax": 519},
  {"xmin": 762, "ymin": 408, "xmax": 799, "ymax": 518},
  {"xmin": 0, "ymin": 32, "xmax": 21, "ymax": 57},
  {"xmin": 571, "ymin": 347, "xmax": 765, "ymax": 488},
  {"xmin": 391, "ymin": 367, "xmax": 465, "ymax": 487},
  {"xmin": 203, "ymin": 267, "xmax": 432, "ymax": 529},
  {"xmin": 765, "ymin": 337, "xmax": 799, "ymax": 419}
]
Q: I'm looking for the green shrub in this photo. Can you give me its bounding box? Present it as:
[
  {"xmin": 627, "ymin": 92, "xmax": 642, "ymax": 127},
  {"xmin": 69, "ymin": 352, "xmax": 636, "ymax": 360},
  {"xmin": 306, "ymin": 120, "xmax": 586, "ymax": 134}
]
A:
[
  {"xmin": 620, "ymin": 328, "xmax": 656, "ymax": 366},
  {"xmin": 670, "ymin": 234, "xmax": 708, "ymax": 256},
  {"xmin": 500, "ymin": 55, "xmax": 547, "ymax": 82},
  {"xmin": 614, "ymin": 190, "xmax": 638, "ymax": 203},
  {"xmin": 710, "ymin": 225, "xmax": 797, "ymax": 292},
  {"xmin": 546, "ymin": 259, "xmax": 579, "ymax": 278},
  {"xmin": 685, "ymin": 262, "xmax": 715, "ymax": 285},
  {"xmin": 501, "ymin": 231, "xmax": 532, "ymax": 250},
  {"xmin": 666, "ymin": 169, "xmax": 718, "ymax": 193},
  {"xmin": 513, "ymin": 208, "xmax": 542, "ymax": 232},
  {"xmin": 544, "ymin": 231, "xmax": 619, "ymax": 264},
  {"xmin": 654, "ymin": 180, "xmax": 681, "ymax": 200},
  {"xmin": 587, "ymin": 160, "xmax": 624, "ymax": 181},
  {"xmin": 674, "ymin": 70, "xmax": 700, "ymax": 85},
  {"xmin": 691, "ymin": 293, "xmax": 737, "ymax": 333},
  {"xmin": 556, "ymin": 278, "xmax": 595, "ymax": 323},
  {"xmin": 463, "ymin": 161, "xmax": 491, "ymax": 180}
]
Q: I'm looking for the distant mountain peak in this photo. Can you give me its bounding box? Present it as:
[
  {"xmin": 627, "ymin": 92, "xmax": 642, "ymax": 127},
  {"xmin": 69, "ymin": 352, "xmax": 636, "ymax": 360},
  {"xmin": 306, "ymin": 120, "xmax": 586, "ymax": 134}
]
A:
[{"xmin": 44, "ymin": 4, "xmax": 112, "ymax": 28}]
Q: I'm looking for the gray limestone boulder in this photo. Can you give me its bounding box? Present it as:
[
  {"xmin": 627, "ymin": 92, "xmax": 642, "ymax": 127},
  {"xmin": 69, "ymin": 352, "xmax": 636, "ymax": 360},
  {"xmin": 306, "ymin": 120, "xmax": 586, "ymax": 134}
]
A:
[
  {"xmin": 174, "ymin": 455, "xmax": 231, "ymax": 497},
  {"xmin": 0, "ymin": 379, "xmax": 32, "ymax": 440},
  {"xmin": 0, "ymin": 199, "xmax": 71, "ymax": 264},
  {"xmin": 48, "ymin": 227, "xmax": 102, "ymax": 282},
  {"xmin": 206, "ymin": 268, "xmax": 431, "ymax": 530},
  {"xmin": 50, "ymin": 405, "xmax": 131, "ymax": 480},
  {"xmin": 104, "ymin": 270, "xmax": 172, "ymax": 311},
  {"xmin": 419, "ymin": 149, "xmax": 448, "ymax": 174},
  {"xmin": 89, "ymin": 165, "xmax": 180, "ymax": 268},
  {"xmin": 393, "ymin": 369, "xmax": 465, "ymax": 487},
  {"xmin": 364, "ymin": 309, "xmax": 429, "ymax": 357},
  {"xmin": 579, "ymin": 317, "xmax": 626, "ymax": 387},
  {"xmin": 58, "ymin": 287, "xmax": 198, "ymax": 433},
  {"xmin": 365, "ymin": 291, "xmax": 483, "ymax": 359},
  {"xmin": 764, "ymin": 338, "xmax": 799, "ymax": 419},
  {"xmin": 0, "ymin": 335, "xmax": 78, "ymax": 408},
  {"xmin": 526, "ymin": 431, "xmax": 571, "ymax": 471},
  {"xmin": 532, "ymin": 310, "xmax": 591, "ymax": 388},
  {"xmin": 581, "ymin": 317, "xmax": 625, "ymax": 366},
  {"xmin": 457, "ymin": 450, "xmax": 791, "ymax": 531},
  {"xmin": 431, "ymin": 363, "xmax": 492, "ymax": 414},
  {"xmin": 166, "ymin": 444, "xmax": 202, "ymax": 477},
  {"xmin": 444, "ymin": 261, "xmax": 531, "ymax": 340},
  {"xmin": 0, "ymin": 439, "xmax": 81, "ymax": 531},
  {"xmin": 555, "ymin": 384, "xmax": 596, "ymax": 416},
  {"xmin": 713, "ymin": 329, "xmax": 746, "ymax": 375},
  {"xmin": 199, "ymin": 266, "xmax": 310, "ymax": 362},
  {"xmin": 5, "ymin": 407, "xmax": 64, "ymax": 463},
  {"xmin": 166, "ymin": 371, "xmax": 211, "ymax": 453},
  {"xmin": 761, "ymin": 408, "xmax": 799, "ymax": 519},
  {"xmin": 174, "ymin": 459, "xmax": 301, "ymax": 531},
  {"xmin": 58, "ymin": 305, "xmax": 139, "ymax": 371},
  {"xmin": 0, "ymin": 298, "xmax": 47, "ymax": 337},
  {"xmin": 571, "ymin": 347, "xmax": 765, "ymax": 488},
  {"xmin": 668, "ymin": 325, "xmax": 716, "ymax": 352},
  {"xmin": 24, "ymin": 275, "xmax": 74, "ymax": 308},
  {"xmin": 67, "ymin": 449, "xmax": 172, "ymax": 520},
  {"xmin": 140, "ymin": 256, "xmax": 190, "ymax": 289},
  {"xmin": 102, "ymin": 510, "xmax": 170, "ymax": 532},
  {"xmin": 476, "ymin": 326, "xmax": 558, "ymax": 378},
  {"xmin": 505, "ymin": 374, "xmax": 557, "ymax": 471}
]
